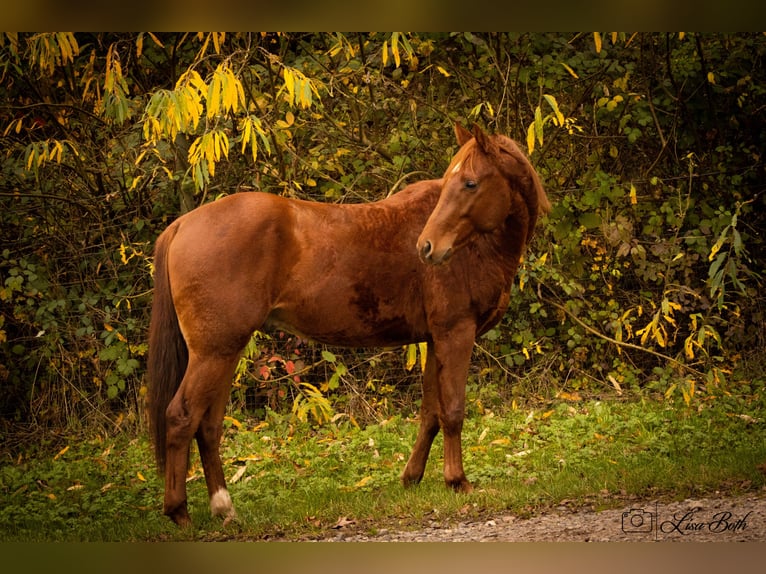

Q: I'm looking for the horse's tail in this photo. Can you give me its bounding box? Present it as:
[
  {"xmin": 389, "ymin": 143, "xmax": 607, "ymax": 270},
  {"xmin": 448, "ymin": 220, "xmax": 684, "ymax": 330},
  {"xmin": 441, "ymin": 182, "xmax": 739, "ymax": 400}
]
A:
[{"xmin": 146, "ymin": 224, "xmax": 188, "ymax": 472}]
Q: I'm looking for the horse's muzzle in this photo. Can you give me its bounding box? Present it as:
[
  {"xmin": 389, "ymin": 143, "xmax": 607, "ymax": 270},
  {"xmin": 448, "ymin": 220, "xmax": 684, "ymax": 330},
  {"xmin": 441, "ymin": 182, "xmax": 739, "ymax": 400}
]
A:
[{"xmin": 418, "ymin": 239, "xmax": 453, "ymax": 265}]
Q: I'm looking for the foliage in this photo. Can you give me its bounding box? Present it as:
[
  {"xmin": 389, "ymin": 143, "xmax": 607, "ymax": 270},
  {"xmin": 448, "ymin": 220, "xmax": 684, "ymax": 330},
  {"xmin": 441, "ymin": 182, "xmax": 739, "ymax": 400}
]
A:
[{"xmin": 1, "ymin": 33, "xmax": 765, "ymax": 433}]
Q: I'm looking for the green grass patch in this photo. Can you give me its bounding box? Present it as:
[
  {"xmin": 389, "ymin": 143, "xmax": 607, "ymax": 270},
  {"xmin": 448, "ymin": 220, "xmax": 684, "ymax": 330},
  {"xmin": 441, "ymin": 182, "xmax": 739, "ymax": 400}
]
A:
[{"xmin": 1, "ymin": 388, "xmax": 764, "ymax": 541}]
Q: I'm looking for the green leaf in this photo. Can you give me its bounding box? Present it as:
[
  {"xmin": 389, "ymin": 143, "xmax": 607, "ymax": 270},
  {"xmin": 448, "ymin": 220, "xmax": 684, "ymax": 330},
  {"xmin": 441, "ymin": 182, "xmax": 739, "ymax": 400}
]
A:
[{"xmin": 579, "ymin": 211, "xmax": 601, "ymax": 229}]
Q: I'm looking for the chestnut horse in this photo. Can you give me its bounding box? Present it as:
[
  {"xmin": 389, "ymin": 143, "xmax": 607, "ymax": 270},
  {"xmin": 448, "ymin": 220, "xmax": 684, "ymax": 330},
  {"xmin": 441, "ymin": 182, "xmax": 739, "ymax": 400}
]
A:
[{"xmin": 147, "ymin": 123, "xmax": 550, "ymax": 525}]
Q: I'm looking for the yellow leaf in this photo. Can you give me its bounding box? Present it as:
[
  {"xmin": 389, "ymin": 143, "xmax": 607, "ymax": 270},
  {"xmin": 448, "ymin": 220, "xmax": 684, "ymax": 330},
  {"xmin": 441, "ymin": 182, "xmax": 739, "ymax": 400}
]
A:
[
  {"xmin": 543, "ymin": 94, "xmax": 565, "ymax": 127},
  {"xmin": 240, "ymin": 117, "xmax": 252, "ymax": 156},
  {"xmin": 147, "ymin": 32, "xmax": 164, "ymax": 48},
  {"xmin": 283, "ymin": 68, "xmax": 295, "ymax": 105},
  {"xmin": 629, "ymin": 183, "xmax": 637, "ymax": 205},
  {"xmin": 542, "ymin": 409, "xmax": 554, "ymax": 419},
  {"xmin": 594, "ymin": 32, "xmax": 602, "ymax": 53},
  {"xmin": 436, "ymin": 65, "xmax": 450, "ymax": 77},
  {"xmin": 224, "ymin": 415, "xmax": 242, "ymax": 429},
  {"xmin": 382, "ymin": 40, "xmax": 388, "ymax": 67},
  {"xmin": 707, "ymin": 71, "xmax": 715, "ymax": 85},
  {"xmin": 561, "ymin": 62, "xmax": 579, "ymax": 79},
  {"xmin": 354, "ymin": 475, "xmax": 373, "ymax": 488},
  {"xmin": 526, "ymin": 121, "xmax": 536, "ymax": 154},
  {"xmin": 54, "ymin": 446, "xmax": 69, "ymax": 460},
  {"xmin": 684, "ymin": 335, "xmax": 696, "ymax": 359},
  {"xmin": 682, "ymin": 380, "xmax": 695, "ymax": 406},
  {"xmin": 405, "ymin": 343, "xmax": 417, "ymax": 371},
  {"xmin": 136, "ymin": 471, "xmax": 146, "ymax": 482},
  {"xmin": 207, "ymin": 75, "xmax": 221, "ymax": 119},
  {"xmin": 212, "ymin": 32, "xmax": 224, "ymax": 55},
  {"xmin": 709, "ymin": 235, "xmax": 726, "ymax": 261},
  {"xmin": 418, "ymin": 341, "xmax": 428, "ymax": 372},
  {"xmin": 391, "ymin": 32, "xmax": 401, "ymax": 68},
  {"xmin": 27, "ymin": 146, "xmax": 38, "ymax": 170}
]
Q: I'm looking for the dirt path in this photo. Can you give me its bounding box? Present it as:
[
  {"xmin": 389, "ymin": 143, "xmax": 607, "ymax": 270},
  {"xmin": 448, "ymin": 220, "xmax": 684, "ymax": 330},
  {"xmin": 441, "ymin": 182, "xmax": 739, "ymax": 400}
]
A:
[{"xmin": 323, "ymin": 489, "xmax": 766, "ymax": 542}]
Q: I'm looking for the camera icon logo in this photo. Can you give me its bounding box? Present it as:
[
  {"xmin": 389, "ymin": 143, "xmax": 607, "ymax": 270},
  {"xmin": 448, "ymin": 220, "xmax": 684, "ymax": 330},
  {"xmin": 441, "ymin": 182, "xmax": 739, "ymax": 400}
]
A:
[{"xmin": 622, "ymin": 508, "xmax": 655, "ymax": 533}]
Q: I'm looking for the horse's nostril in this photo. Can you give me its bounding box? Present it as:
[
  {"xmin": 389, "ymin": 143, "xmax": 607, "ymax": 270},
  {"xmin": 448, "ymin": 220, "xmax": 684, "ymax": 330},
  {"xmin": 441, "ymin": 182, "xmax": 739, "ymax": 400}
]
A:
[{"xmin": 421, "ymin": 240, "xmax": 433, "ymax": 260}]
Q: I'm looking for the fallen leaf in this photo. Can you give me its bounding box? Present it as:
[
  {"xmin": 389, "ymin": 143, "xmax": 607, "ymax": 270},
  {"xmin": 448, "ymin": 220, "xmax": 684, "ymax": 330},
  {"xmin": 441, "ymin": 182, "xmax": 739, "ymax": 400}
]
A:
[
  {"xmin": 230, "ymin": 465, "xmax": 247, "ymax": 483},
  {"xmin": 332, "ymin": 516, "xmax": 356, "ymax": 529},
  {"xmin": 224, "ymin": 415, "xmax": 242, "ymax": 429},
  {"xmin": 54, "ymin": 446, "xmax": 69, "ymax": 461},
  {"xmin": 353, "ymin": 475, "xmax": 373, "ymax": 489}
]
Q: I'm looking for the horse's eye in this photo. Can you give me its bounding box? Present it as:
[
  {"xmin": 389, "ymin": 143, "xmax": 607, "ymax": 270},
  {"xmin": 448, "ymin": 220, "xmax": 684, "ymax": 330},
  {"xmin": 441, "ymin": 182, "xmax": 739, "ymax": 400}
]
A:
[{"xmin": 464, "ymin": 180, "xmax": 478, "ymax": 190}]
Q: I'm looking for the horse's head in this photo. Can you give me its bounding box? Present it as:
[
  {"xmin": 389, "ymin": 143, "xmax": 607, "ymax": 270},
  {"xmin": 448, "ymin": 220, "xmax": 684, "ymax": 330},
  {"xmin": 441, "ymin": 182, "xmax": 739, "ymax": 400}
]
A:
[{"xmin": 417, "ymin": 123, "xmax": 550, "ymax": 265}]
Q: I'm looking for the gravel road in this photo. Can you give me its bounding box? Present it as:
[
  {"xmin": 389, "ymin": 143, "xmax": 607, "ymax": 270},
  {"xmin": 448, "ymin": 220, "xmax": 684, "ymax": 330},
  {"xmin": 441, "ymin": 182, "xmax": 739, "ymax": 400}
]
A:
[{"xmin": 322, "ymin": 489, "xmax": 766, "ymax": 542}]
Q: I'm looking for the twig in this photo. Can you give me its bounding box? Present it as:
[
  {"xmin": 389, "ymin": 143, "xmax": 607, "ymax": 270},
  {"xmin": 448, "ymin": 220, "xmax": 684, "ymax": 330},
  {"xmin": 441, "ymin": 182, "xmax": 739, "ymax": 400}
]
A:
[{"xmin": 540, "ymin": 293, "xmax": 706, "ymax": 378}]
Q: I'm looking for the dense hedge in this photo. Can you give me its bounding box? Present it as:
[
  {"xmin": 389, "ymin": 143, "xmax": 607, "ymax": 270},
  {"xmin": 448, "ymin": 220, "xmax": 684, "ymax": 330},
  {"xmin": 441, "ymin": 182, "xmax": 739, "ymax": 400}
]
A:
[{"xmin": 1, "ymin": 33, "xmax": 764, "ymax": 431}]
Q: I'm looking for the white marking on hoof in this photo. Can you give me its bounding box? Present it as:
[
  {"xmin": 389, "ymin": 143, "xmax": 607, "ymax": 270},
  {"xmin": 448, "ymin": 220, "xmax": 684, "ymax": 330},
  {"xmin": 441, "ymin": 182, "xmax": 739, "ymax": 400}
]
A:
[{"xmin": 210, "ymin": 488, "xmax": 237, "ymax": 523}]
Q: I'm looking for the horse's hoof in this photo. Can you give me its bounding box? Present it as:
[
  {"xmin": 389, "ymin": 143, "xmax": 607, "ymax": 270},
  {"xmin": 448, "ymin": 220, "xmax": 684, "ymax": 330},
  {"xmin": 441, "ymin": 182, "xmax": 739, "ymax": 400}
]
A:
[
  {"xmin": 447, "ymin": 478, "xmax": 473, "ymax": 493},
  {"xmin": 401, "ymin": 469, "xmax": 424, "ymax": 488},
  {"xmin": 169, "ymin": 511, "xmax": 192, "ymax": 527}
]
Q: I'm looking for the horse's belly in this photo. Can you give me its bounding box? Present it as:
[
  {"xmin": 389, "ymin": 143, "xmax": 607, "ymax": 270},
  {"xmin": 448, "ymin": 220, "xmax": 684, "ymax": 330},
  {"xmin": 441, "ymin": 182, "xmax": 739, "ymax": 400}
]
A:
[{"xmin": 264, "ymin": 305, "xmax": 426, "ymax": 348}]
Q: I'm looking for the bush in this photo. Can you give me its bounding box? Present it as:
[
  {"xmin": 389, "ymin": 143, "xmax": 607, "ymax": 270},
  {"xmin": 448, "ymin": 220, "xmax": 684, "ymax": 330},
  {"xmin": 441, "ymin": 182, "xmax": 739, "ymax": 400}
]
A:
[{"xmin": 1, "ymin": 33, "xmax": 764, "ymax": 433}]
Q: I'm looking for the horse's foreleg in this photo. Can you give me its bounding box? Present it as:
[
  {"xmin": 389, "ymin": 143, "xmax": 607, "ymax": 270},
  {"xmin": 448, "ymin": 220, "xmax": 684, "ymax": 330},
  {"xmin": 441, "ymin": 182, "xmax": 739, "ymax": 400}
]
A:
[
  {"xmin": 433, "ymin": 325, "xmax": 475, "ymax": 492},
  {"xmin": 195, "ymin": 356, "xmax": 239, "ymax": 525},
  {"xmin": 402, "ymin": 341, "xmax": 440, "ymax": 487}
]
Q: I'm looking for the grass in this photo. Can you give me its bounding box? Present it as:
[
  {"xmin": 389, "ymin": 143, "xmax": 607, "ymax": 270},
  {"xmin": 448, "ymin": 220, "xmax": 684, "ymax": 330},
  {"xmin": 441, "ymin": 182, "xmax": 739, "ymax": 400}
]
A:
[{"xmin": 1, "ymin": 386, "xmax": 765, "ymax": 541}]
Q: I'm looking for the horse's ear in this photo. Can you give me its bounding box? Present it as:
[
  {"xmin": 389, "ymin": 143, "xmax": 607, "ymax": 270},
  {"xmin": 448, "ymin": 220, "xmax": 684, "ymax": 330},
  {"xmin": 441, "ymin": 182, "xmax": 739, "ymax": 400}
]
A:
[
  {"xmin": 471, "ymin": 124, "xmax": 496, "ymax": 155},
  {"xmin": 454, "ymin": 123, "xmax": 473, "ymax": 146}
]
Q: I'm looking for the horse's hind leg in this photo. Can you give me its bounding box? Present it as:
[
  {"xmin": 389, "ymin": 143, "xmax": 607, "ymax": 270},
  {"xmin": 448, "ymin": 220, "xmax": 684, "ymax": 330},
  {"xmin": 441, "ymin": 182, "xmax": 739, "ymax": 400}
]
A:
[
  {"xmin": 402, "ymin": 342, "xmax": 440, "ymax": 486},
  {"xmin": 195, "ymin": 355, "xmax": 240, "ymax": 524},
  {"xmin": 163, "ymin": 352, "xmax": 239, "ymax": 525}
]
